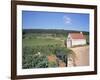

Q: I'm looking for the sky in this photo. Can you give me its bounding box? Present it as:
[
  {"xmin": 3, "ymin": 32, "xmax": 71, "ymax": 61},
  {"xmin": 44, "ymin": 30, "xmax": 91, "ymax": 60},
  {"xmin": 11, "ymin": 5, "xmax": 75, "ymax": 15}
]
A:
[{"xmin": 22, "ymin": 11, "xmax": 89, "ymax": 32}]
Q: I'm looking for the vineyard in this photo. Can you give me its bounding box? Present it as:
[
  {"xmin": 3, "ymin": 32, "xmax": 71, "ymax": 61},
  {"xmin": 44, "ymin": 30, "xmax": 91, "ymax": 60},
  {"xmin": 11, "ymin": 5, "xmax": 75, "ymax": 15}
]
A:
[
  {"xmin": 22, "ymin": 45, "xmax": 73, "ymax": 69},
  {"xmin": 22, "ymin": 29, "xmax": 89, "ymax": 69}
]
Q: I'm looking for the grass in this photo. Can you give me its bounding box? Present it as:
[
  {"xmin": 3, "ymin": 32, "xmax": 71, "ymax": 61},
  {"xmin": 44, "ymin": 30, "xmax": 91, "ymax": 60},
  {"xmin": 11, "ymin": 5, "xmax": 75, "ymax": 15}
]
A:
[{"xmin": 23, "ymin": 36, "xmax": 65, "ymax": 47}]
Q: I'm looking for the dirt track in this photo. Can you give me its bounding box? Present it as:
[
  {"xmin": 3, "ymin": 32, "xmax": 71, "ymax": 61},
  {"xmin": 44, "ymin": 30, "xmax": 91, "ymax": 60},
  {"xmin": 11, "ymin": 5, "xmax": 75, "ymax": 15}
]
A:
[{"xmin": 70, "ymin": 46, "xmax": 89, "ymax": 66}]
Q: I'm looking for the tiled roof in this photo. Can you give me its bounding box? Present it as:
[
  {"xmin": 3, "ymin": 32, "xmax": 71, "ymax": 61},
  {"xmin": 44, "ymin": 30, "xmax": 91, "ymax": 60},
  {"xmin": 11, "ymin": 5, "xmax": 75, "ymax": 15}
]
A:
[{"xmin": 69, "ymin": 33, "xmax": 85, "ymax": 39}]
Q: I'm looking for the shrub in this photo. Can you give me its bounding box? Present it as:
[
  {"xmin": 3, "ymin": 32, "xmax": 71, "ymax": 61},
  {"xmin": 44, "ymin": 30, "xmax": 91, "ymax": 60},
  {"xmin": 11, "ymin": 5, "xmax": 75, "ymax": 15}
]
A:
[
  {"xmin": 22, "ymin": 45, "xmax": 73, "ymax": 68},
  {"xmin": 48, "ymin": 61, "xmax": 58, "ymax": 67},
  {"xmin": 22, "ymin": 54, "xmax": 48, "ymax": 69}
]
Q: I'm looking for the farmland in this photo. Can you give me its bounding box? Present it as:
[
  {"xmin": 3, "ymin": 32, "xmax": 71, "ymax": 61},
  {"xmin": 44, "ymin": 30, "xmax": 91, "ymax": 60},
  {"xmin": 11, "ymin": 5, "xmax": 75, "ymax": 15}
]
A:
[{"xmin": 22, "ymin": 29, "xmax": 89, "ymax": 69}]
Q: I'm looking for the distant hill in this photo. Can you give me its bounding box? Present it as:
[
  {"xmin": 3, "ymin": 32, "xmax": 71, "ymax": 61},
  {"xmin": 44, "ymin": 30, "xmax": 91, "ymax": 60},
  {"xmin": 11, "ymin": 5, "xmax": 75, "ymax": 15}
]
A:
[{"xmin": 23, "ymin": 29, "xmax": 89, "ymax": 35}]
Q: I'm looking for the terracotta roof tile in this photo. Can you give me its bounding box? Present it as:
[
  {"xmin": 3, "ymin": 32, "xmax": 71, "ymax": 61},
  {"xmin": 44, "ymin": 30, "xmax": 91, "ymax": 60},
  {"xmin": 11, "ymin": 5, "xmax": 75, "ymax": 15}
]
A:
[{"xmin": 69, "ymin": 33, "xmax": 85, "ymax": 39}]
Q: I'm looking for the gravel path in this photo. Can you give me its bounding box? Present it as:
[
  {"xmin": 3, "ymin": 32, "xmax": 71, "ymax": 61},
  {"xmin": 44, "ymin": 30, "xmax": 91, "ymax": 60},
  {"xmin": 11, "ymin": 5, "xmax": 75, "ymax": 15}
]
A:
[{"xmin": 70, "ymin": 46, "xmax": 89, "ymax": 66}]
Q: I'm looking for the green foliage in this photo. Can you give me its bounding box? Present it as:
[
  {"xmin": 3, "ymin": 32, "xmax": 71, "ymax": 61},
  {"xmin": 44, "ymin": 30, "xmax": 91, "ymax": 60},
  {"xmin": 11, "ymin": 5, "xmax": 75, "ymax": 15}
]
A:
[
  {"xmin": 22, "ymin": 29, "xmax": 78, "ymax": 68},
  {"xmin": 55, "ymin": 46, "xmax": 73, "ymax": 55},
  {"xmin": 23, "ymin": 46, "xmax": 33, "ymax": 55},
  {"xmin": 22, "ymin": 37, "xmax": 63, "ymax": 47},
  {"xmin": 48, "ymin": 61, "xmax": 58, "ymax": 67},
  {"xmin": 22, "ymin": 45, "xmax": 72, "ymax": 69},
  {"xmin": 23, "ymin": 29, "xmax": 89, "ymax": 37},
  {"xmin": 23, "ymin": 45, "xmax": 61, "ymax": 56},
  {"xmin": 22, "ymin": 54, "xmax": 48, "ymax": 69},
  {"xmin": 22, "ymin": 46, "xmax": 49, "ymax": 69}
]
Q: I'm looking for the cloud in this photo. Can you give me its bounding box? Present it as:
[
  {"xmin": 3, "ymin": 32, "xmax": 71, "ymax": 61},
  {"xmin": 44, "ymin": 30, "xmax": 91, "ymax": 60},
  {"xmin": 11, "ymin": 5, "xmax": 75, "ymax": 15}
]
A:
[{"xmin": 63, "ymin": 16, "xmax": 72, "ymax": 24}]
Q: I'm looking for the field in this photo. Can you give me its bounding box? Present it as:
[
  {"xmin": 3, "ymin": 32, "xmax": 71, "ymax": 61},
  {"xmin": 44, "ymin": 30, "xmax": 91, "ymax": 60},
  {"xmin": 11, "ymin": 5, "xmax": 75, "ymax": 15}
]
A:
[
  {"xmin": 22, "ymin": 29, "xmax": 89, "ymax": 69},
  {"xmin": 23, "ymin": 35, "xmax": 64, "ymax": 47}
]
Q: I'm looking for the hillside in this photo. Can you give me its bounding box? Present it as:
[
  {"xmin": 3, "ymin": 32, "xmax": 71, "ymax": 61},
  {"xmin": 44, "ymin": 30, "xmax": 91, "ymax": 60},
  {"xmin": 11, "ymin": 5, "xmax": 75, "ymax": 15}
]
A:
[{"xmin": 23, "ymin": 29, "xmax": 89, "ymax": 36}]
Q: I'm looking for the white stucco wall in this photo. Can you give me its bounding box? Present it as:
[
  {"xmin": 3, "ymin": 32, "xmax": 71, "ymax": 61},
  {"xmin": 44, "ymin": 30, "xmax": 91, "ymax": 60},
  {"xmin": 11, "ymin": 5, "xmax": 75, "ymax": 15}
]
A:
[
  {"xmin": 67, "ymin": 34, "xmax": 87, "ymax": 47},
  {"xmin": 72, "ymin": 39, "xmax": 86, "ymax": 46}
]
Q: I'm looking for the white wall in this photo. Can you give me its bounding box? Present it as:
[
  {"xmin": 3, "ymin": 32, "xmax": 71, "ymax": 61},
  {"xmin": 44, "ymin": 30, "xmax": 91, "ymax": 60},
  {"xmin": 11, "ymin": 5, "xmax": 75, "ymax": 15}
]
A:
[
  {"xmin": 0, "ymin": 0, "xmax": 100, "ymax": 80},
  {"xmin": 72, "ymin": 39, "xmax": 86, "ymax": 46}
]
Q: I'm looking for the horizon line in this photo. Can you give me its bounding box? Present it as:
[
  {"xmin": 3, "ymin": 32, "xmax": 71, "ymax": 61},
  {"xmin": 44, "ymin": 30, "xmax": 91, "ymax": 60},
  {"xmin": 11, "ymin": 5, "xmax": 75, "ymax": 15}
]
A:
[{"xmin": 23, "ymin": 28, "xmax": 89, "ymax": 32}]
